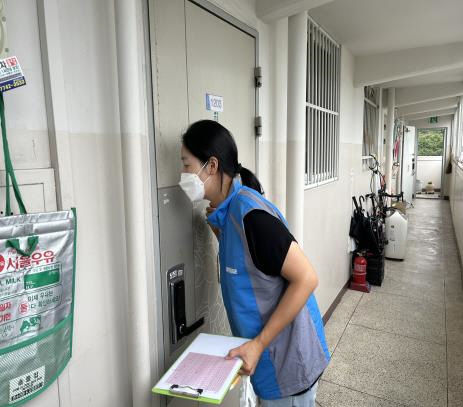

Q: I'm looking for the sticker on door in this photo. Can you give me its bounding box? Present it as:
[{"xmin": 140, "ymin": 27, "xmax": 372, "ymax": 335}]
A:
[{"xmin": 206, "ymin": 94, "xmax": 224, "ymax": 112}]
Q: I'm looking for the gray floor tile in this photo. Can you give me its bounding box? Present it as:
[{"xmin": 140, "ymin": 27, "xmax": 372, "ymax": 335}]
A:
[
  {"xmin": 448, "ymin": 340, "xmax": 463, "ymax": 406},
  {"xmin": 371, "ymin": 268, "xmax": 444, "ymax": 305},
  {"xmin": 350, "ymin": 291, "xmax": 445, "ymax": 344},
  {"xmin": 324, "ymin": 290, "xmax": 363, "ymax": 354},
  {"xmin": 446, "ymin": 296, "xmax": 463, "ymax": 340},
  {"xmin": 323, "ymin": 324, "xmax": 447, "ymax": 407},
  {"xmin": 316, "ymin": 380, "xmax": 404, "ymax": 407}
]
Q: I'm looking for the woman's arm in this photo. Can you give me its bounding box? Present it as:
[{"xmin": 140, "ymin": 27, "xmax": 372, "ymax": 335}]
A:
[{"xmin": 226, "ymin": 241, "xmax": 319, "ymax": 375}]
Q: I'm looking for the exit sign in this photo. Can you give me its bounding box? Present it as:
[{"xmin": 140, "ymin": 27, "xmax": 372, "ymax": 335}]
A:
[{"xmin": 430, "ymin": 116, "xmax": 438, "ymax": 123}]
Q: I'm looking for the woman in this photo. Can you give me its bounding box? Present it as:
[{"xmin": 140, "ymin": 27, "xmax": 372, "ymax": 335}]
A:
[{"xmin": 179, "ymin": 120, "xmax": 330, "ymax": 407}]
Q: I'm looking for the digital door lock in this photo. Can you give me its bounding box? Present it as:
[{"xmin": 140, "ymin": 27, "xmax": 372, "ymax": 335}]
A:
[{"xmin": 167, "ymin": 264, "xmax": 204, "ymax": 344}]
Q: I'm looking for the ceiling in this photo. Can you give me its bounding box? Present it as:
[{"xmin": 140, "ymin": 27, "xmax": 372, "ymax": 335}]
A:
[
  {"xmin": 309, "ymin": 0, "xmax": 463, "ymax": 56},
  {"xmin": 379, "ymin": 67, "xmax": 463, "ymax": 88}
]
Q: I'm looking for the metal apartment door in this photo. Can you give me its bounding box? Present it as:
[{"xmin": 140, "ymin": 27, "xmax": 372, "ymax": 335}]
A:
[
  {"xmin": 402, "ymin": 126, "xmax": 416, "ymax": 204},
  {"xmin": 185, "ymin": 1, "xmax": 256, "ymax": 171}
]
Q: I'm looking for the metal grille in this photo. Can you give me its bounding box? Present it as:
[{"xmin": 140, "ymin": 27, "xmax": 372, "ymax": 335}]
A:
[
  {"xmin": 306, "ymin": 18, "xmax": 340, "ymax": 187},
  {"xmin": 363, "ymin": 86, "xmax": 379, "ymax": 169}
]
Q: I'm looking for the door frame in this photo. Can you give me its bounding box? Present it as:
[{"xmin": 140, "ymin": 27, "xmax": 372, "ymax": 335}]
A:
[{"xmin": 415, "ymin": 127, "xmax": 447, "ymax": 200}]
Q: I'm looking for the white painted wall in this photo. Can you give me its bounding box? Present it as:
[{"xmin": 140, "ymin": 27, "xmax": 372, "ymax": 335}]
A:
[
  {"xmin": 4, "ymin": 1, "xmax": 132, "ymax": 406},
  {"xmin": 416, "ymin": 156, "xmax": 442, "ymax": 190},
  {"xmin": 303, "ymin": 47, "xmax": 367, "ymax": 314},
  {"xmin": 450, "ymin": 162, "xmax": 463, "ymax": 266},
  {"xmin": 449, "ymin": 99, "xmax": 463, "ymax": 265},
  {"xmin": 53, "ymin": 1, "xmax": 131, "ymax": 405}
]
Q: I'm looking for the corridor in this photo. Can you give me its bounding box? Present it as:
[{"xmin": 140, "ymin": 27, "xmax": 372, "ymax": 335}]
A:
[{"xmin": 317, "ymin": 199, "xmax": 463, "ymax": 406}]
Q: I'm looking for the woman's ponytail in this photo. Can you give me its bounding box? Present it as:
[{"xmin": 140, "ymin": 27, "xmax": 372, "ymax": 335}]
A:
[{"xmin": 238, "ymin": 166, "xmax": 264, "ymax": 195}]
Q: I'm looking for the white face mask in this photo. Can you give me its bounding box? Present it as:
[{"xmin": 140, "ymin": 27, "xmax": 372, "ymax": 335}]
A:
[{"xmin": 179, "ymin": 161, "xmax": 210, "ymax": 202}]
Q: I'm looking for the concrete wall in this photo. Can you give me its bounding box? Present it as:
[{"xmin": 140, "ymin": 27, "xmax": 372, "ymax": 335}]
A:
[
  {"xmin": 417, "ymin": 156, "xmax": 442, "ymax": 190},
  {"xmin": 55, "ymin": 2, "xmax": 131, "ymax": 405},
  {"xmin": 3, "ymin": 1, "xmax": 132, "ymax": 406}
]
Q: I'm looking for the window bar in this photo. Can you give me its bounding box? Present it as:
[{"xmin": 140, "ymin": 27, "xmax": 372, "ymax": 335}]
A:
[
  {"xmin": 316, "ymin": 109, "xmax": 320, "ymax": 183},
  {"xmin": 321, "ymin": 33, "xmax": 325, "ymax": 110},
  {"xmin": 337, "ymin": 47, "xmax": 341, "ymax": 175},
  {"xmin": 305, "ymin": 108, "xmax": 308, "ymax": 179},
  {"xmin": 328, "ymin": 112, "xmax": 332, "ymax": 179},
  {"xmin": 322, "ymin": 113, "xmax": 325, "ymax": 182},
  {"xmin": 310, "ymin": 23, "xmax": 315, "ymax": 103},
  {"xmin": 325, "ymin": 34, "xmax": 329, "ymax": 110},
  {"xmin": 330, "ymin": 44, "xmax": 336, "ymax": 111},
  {"xmin": 325, "ymin": 37, "xmax": 329, "ymax": 179},
  {"xmin": 308, "ymin": 22, "xmax": 311, "ymax": 105},
  {"xmin": 312, "ymin": 108, "xmax": 315, "ymax": 184},
  {"xmin": 319, "ymin": 109, "xmax": 323, "ymax": 183},
  {"xmin": 313, "ymin": 108, "xmax": 317, "ymax": 184},
  {"xmin": 330, "ymin": 43, "xmax": 334, "ymax": 178},
  {"xmin": 337, "ymin": 46, "xmax": 341, "ymax": 112},
  {"xmin": 338, "ymin": 117, "xmax": 340, "ymax": 178},
  {"xmin": 320, "ymin": 109, "xmax": 323, "ymax": 183},
  {"xmin": 319, "ymin": 27, "xmax": 322, "ymax": 109},
  {"xmin": 333, "ymin": 44, "xmax": 337, "ymax": 113},
  {"xmin": 324, "ymin": 111, "xmax": 328, "ymax": 181},
  {"xmin": 313, "ymin": 27, "xmax": 319, "ymax": 110},
  {"xmin": 332, "ymin": 114, "xmax": 335, "ymax": 178},
  {"xmin": 322, "ymin": 36, "xmax": 326, "ymax": 180},
  {"xmin": 308, "ymin": 108, "xmax": 311, "ymax": 183},
  {"xmin": 328, "ymin": 39, "xmax": 331, "ymax": 112},
  {"xmin": 333, "ymin": 44, "xmax": 337, "ymax": 112}
]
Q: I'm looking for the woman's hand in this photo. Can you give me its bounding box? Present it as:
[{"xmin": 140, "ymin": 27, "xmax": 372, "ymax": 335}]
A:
[
  {"xmin": 225, "ymin": 339, "xmax": 265, "ymax": 376},
  {"xmin": 206, "ymin": 205, "xmax": 216, "ymax": 216}
]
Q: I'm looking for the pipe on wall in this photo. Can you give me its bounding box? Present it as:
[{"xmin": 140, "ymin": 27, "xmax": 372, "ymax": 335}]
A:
[
  {"xmin": 286, "ymin": 11, "xmax": 308, "ymax": 245},
  {"xmin": 385, "ymin": 88, "xmax": 395, "ymax": 191},
  {"xmin": 114, "ymin": 0, "xmax": 152, "ymax": 406}
]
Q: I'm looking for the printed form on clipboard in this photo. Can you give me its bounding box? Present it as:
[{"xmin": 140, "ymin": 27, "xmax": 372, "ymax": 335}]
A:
[{"xmin": 153, "ymin": 333, "xmax": 249, "ymax": 404}]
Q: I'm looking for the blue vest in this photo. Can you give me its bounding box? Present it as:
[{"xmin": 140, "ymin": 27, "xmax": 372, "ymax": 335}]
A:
[{"xmin": 208, "ymin": 179, "xmax": 330, "ymax": 400}]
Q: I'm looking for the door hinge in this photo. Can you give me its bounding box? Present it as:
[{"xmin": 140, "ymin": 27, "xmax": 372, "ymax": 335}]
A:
[
  {"xmin": 254, "ymin": 66, "xmax": 262, "ymax": 88},
  {"xmin": 255, "ymin": 116, "xmax": 262, "ymax": 137}
]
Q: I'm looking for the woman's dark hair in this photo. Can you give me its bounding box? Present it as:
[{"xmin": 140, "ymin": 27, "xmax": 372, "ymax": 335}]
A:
[{"xmin": 182, "ymin": 120, "xmax": 264, "ymax": 194}]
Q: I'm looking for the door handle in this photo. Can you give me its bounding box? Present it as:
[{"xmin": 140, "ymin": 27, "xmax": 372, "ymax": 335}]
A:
[{"xmin": 169, "ymin": 272, "xmax": 204, "ymax": 344}]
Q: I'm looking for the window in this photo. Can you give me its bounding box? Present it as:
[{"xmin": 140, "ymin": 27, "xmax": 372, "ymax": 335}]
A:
[
  {"xmin": 363, "ymin": 86, "xmax": 379, "ymax": 169},
  {"xmin": 306, "ymin": 18, "xmax": 340, "ymax": 187}
]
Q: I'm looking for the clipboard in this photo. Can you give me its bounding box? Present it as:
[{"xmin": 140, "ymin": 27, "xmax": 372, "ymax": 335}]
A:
[{"xmin": 152, "ymin": 333, "xmax": 249, "ymax": 404}]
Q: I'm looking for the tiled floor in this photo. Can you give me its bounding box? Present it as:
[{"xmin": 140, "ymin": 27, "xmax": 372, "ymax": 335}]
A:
[{"xmin": 317, "ymin": 199, "xmax": 463, "ymax": 407}]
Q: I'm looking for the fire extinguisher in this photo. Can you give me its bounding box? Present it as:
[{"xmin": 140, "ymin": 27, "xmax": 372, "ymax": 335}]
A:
[
  {"xmin": 353, "ymin": 253, "xmax": 367, "ymax": 284},
  {"xmin": 350, "ymin": 252, "xmax": 370, "ymax": 292}
]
